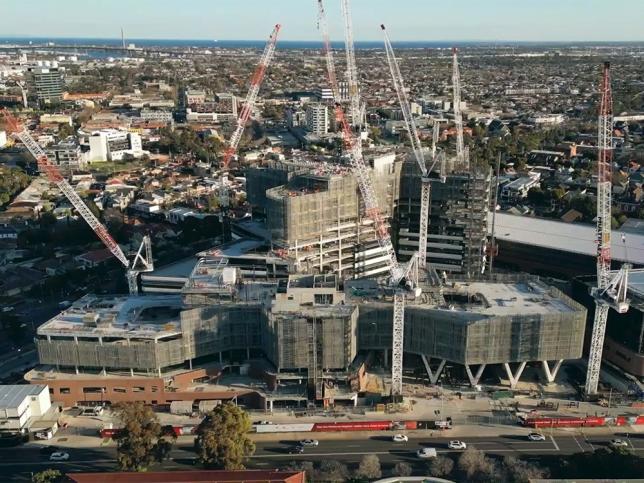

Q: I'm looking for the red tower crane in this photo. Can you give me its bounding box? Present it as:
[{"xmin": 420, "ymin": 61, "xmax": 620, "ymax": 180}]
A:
[
  {"xmin": 219, "ymin": 24, "xmax": 280, "ymax": 209},
  {"xmin": 584, "ymin": 62, "xmax": 630, "ymax": 395}
]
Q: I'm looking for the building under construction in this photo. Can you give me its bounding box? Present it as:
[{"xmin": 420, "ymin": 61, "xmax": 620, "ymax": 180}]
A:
[
  {"xmin": 30, "ymin": 263, "xmax": 586, "ymax": 408},
  {"xmin": 247, "ymin": 151, "xmax": 401, "ymax": 279},
  {"xmin": 396, "ymin": 159, "xmax": 492, "ymax": 277}
]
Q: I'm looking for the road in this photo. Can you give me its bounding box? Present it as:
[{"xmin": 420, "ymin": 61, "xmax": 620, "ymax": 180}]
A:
[{"xmin": 2, "ymin": 433, "xmax": 643, "ymax": 481}]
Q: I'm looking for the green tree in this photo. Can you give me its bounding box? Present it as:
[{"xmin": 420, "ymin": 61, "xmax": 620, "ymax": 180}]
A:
[
  {"xmin": 502, "ymin": 456, "xmax": 548, "ymax": 483},
  {"xmin": 31, "ymin": 469, "xmax": 62, "ymax": 483},
  {"xmin": 316, "ymin": 460, "xmax": 350, "ymax": 482},
  {"xmin": 114, "ymin": 402, "xmax": 174, "ymax": 471},
  {"xmin": 195, "ymin": 403, "xmax": 255, "ymax": 470}
]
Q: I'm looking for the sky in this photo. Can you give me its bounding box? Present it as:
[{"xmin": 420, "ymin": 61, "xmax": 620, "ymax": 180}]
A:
[{"xmin": 2, "ymin": 0, "xmax": 642, "ymax": 42}]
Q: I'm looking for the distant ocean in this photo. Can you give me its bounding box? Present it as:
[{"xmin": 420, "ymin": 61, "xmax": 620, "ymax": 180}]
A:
[{"xmin": 1, "ymin": 37, "xmax": 638, "ymax": 50}]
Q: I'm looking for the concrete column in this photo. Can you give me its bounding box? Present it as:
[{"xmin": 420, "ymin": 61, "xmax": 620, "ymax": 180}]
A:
[
  {"xmin": 188, "ymin": 358, "xmax": 193, "ymax": 370},
  {"xmin": 542, "ymin": 359, "xmax": 563, "ymax": 384},
  {"xmin": 384, "ymin": 349, "xmax": 389, "ymax": 368},
  {"xmin": 503, "ymin": 361, "xmax": 527, "ymax": 389},
  {"xmin": 465, "ymin": 364, "xmax": 486, "ymax": 386},
  {"xmin": 421, "ymin": 355, "xmax": 446, "ymax": 385},
  {"xmin": 75, "ymin": 366, "xmax": 79, "ymax": 375},
  {"xmin": 130, "ymin": 368, "xmax": 134, "ymax": 377},
  {"xmin": 269, "ymin": 400, "xmax": 274, "ymax": 412},
  {"xmin": 246, "ymin": 348, "xmax": 250, "ymax": 360},
  {"xmin": 219, "ymin": 352, "xmax": 223, "ymax": 363}
]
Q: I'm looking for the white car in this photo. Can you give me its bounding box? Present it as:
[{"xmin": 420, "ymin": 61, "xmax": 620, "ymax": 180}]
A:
[
  {"xmin": 416, "ymin": 447, "xmax": 437, "ymax": 459},
  {"xmin": 299, "ymin": 439, "xmax": 319, "ymax": 447},
  {"xmin": 448, "ymin": 440, "xmax": 467, "ymax": 450},
  {"xmin": 528, "ymin": 432, "xmax": 546, "ymax": 441},
  {"xmin": 49, "ymin": 452, "xmax": 70, "ymax": 461},
  {"xmin": 392, "ymin": 434, "xmax": 408, "ymax": 443},
  {"xmin": 610, "ymin": 438, "xmax": 628, "ymax": 448}
]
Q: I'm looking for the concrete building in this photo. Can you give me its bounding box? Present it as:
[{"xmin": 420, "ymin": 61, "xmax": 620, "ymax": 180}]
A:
[
  {"xmin": 397, "ymin": 160, "xmax": 492, "ymax": 276},
  {"xmin": 140, "ymin": 109, "xmax": 173, "ymax": 123},
  {"xmin": 46, "ymin": 138, "xmax": 85, "ymax": 172},
  {"xmin": 214, "ymin": 92, "xmax": 237, "ymax": 119},
  {"xmin": 88, "ymin": 129, "xmax": 144, "ymax": 162},
  {"xmin": 27, "ymin": 66, "xmax": 64, "ymax": 104},
  {"xmin": 305, "ymin": 103, "xmax": 329, "ymax": 135},
  {"xmin": 0, "ymin": 385, "xmax": 51, "ymax": 433}
]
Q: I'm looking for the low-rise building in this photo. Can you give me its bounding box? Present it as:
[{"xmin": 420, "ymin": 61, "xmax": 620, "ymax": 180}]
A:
[
  {"xmin": 501, "ymin": 174, "xmax": 541, "ymax": 205},
  {"xmin": 88, "ymin": 129, "xmax": 144, "ymax": 162},
  {"xmin": 0, "ymin": 385, "xmax": 51, "ymax": 433},
  {"xmin": 46, "ymin": 138, "xmax": 85, "ymax": 172}
]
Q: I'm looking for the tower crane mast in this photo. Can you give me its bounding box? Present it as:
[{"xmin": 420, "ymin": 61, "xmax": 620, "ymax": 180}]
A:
[
  {"xmin": 340, "ymin": 0, "xmax": 362, "ymax": 129},
  {"xmin": 317, "ymin": 3, "xmax": 416, "ymax": 399},
  {"xmin": 585, "ymin": 62, "xmax": 630, "ymax": 395},
  {"xmin": 219, "ymin": 24, "xmax": 280, "ymax": 207},
  {"xmin": 381, "ymin": 24, "xmax": 446, "ymax": 271},
  {"xmin": 452, "ymin": 48, "xmax": 468, "ymax": 171}
]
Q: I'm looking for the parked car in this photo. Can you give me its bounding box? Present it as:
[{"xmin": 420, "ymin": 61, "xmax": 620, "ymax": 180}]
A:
[
  {"xmin": 610, "ymin": 439, "xmax": 628, "ymax": 448},
  {"xmin": 49, "ymin": 452, "xmax": 70, "ymax": 461},
  {"xmin": 528, "ymin": 432, "xmax": 546, "ymax": 441},
  {"xmin": 392, "ymin": 434, "xmax": 408, "ymax": 443},
  {"xmin": 448, "ymin": 440, "xmax": 467, "ymax": 450},
  {"xmin": 299, "ymin": 439, "xmax": 319, "ymax": 447},
  {"xmin": 416, "ymin": 447, "xmax": 437, "ymax": 459}
]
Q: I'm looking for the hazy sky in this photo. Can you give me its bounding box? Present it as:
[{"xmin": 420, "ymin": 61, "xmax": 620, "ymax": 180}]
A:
[{"xmin": 2, "ymin": 0, "xmax": 642, "ymax": 42}]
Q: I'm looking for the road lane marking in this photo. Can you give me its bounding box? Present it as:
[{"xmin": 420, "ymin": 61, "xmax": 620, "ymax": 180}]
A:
[
  {"xmin": 572, "ymin": 435, "xmax": 585, "ymax": 452},
  {"xmin": 550, "ymin": 435, "xmax": 560, "ymax": 451}
]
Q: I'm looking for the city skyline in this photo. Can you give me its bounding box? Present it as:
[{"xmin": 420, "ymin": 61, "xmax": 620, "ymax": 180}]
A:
[{"xmin": 2, "ymin": 0, "xmax": 643, "ymax": 42}]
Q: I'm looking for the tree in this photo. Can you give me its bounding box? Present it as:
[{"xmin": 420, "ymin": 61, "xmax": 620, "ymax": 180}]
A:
[
  {"xmin": 355, "ymin": 454, "xmax": 381, "ymax": 480},
  {"xmin": 316, "ymin": 460, "xmax": 350, "ymax": 482},
  {"xmin": 31, "ymin": 469, "xmax": 62, "ymax": 483},
  {"xmin": 502, "ymin": 456, "xmax": 548, "ymax": 483},
  {"xmin": 114, "ymin": 402, "xmax": 174, "ymax": 471},
  {"xmin": 429, "ymin": 455, "xmax": 454, "ymax": 477},
  {"xmin": 457, "ymin": 447, "xmax": 498, "ymax": 481},
  {"xmin": 286, "ymin": 461, "xmax": 315, "ymax": 483},
  {"xmin": 393, "ymin": 462, "xmax": 413, "ymax": 477},
  {"xmin": 195, "ymin": 403, "xmax": 255, "ymax": 470}
]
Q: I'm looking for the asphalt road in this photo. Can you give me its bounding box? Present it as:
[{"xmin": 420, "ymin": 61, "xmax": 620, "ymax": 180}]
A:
[{"xmin": 2, "ymin": 433, "xmax": 643, "ymax": 481}]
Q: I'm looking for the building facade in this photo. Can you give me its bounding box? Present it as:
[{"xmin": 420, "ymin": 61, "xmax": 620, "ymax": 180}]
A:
[
  {"xmin": 88, "ymin": 130, "xmax": 144, "ymax": 162},
  {"xmin": 305, "ymin": 103, "xmax": 329, "ymax": 135},
  {"xmin": 28, "ymin": 66, "xmax": 64, "ymax": 104},
  {"xmin": 46, "ymin": 138, "xmax": 85, "ymax": 172}
]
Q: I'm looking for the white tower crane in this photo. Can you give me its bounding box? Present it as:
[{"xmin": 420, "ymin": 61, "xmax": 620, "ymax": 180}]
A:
[
  {"xmin": 317, "ymin": 2, "xmax": 419, "ymax": 400},
  {"xmin": 340, "ymin": 0, "xmax": 362, "ymax": 130},
  {"xmin": 584, "ymin": 62, "xmax": 630, "ymax": 396},
  {"xmin": 452, "ymin": 48, "xmax": 468, "ymax": 172},
  {"xmin": 381, "ymin": 25, "xmax": 446, "ymax": 277},
  {"xmin": 2, "ymin": 109, "xmax": 153, "ymax": 295}
]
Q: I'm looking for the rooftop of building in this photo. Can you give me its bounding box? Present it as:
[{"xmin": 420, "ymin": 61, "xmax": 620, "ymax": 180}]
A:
[
  {"xmin": 0, "ymin": 385, "xmax": 47, "ymax": 410},
  {"xmin": 65, "ymin": 470, "xmax": 306, "ymax": 483},
  {"xmin": 489, "ymin": 212, "xmax": 644, "ymax": 265},
  {"xmin": 37, "ymin": 294, "xmax": 183, "ymax": 340}
]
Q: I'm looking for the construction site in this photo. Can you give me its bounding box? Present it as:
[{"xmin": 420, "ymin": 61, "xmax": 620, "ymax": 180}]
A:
[{"xmin": 15, "ymin": 2, "xmax": 631, "ymax": 411}]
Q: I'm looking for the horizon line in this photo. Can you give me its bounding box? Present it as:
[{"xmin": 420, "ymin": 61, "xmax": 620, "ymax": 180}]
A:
[{"xmin": 1, "ymin": 35, "xmax": 643, "ymax": 44}]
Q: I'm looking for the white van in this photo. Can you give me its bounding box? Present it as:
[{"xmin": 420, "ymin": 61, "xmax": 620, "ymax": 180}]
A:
[{"xmin": 416, "ymin": 447, "xmax": 437, "ymax": 459}]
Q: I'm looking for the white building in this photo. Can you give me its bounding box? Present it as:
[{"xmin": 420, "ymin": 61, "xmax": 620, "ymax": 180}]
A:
[
  {"xmin": 501, "ymin": 174, "xmax": 541, "ymax": 204},
  {"xmin": 531, "ymin": 114, "xmax": 565, "ymax": 125},
  {"xmin": 46, "ymin": 138, "xmax": 85, "ymax": 172},
  {"xmin": 0, "ymin": 385, "xmax": 51, "ymax": 432},
  {"xmin": 315, "ymin": 87, "xmax": 334, "ymax": 102},
  {"xmin": 0, "ymin": 130, "xmax": 6, "ymax": 148},
  {"xmin": 88, "ymin": 130, "xmax": 144, "ymax": 162},
  {"xmin": 305, "ymin": 103, "xmax": 329, "ymax": 136}
]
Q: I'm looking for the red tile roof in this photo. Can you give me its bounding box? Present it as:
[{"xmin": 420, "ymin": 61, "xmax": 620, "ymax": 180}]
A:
[{"xmin": 66, "ymin": 470, "xmax": 306, "ymax": 483}]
